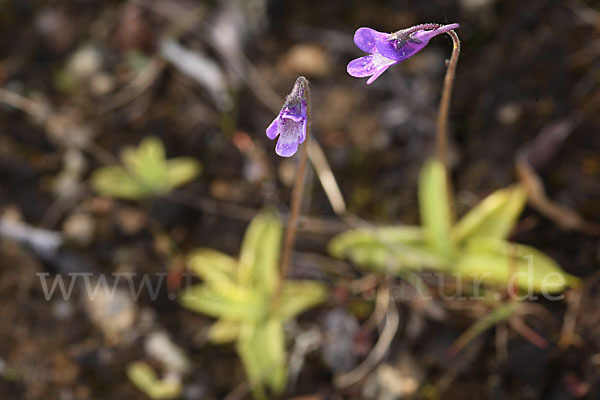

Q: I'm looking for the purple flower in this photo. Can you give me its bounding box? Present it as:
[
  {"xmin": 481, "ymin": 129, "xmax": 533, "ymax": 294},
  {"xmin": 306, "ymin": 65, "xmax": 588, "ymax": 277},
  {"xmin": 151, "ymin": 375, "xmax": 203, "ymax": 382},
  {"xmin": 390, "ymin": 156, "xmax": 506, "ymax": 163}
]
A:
[
  {"xmin": 266, "ymin": 77, "xmax": 309, "ymax": 157},
  {"xmin": 347, "ymin": 23, "xmax": 460, "ymax": 84}
]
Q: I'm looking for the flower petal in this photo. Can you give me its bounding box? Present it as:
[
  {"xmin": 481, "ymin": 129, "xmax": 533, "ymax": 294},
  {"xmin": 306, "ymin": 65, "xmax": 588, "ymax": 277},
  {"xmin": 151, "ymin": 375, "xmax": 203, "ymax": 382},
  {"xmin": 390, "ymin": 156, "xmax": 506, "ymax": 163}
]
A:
[
  {"xmin": 353, "ymin": 27, "xmax": 389, "ymax": 53},
  {"xmin": 347, "ymin": 56, "xmax": 375, "ymax": 77},
  {"xmin": 275, "ymin": 130, "xmax": 299, "ymax": 157},
  {"xmin": 375, "ymin": 36, "xmax": 428, "ymax": 61},
  {"xmin": 275, "ymin": 116, "xmax": 306, "ymax": 157},
  {"xmin": 266, "ymin": 117, "xmax": 279, "ymax": 140},
  {"xmin": 347, "ymin": 53, "xmax": 398, "ymax": 79},
  {"xmin": 276, "ymin": 137, "xmax": 298, "ymax": 157}
]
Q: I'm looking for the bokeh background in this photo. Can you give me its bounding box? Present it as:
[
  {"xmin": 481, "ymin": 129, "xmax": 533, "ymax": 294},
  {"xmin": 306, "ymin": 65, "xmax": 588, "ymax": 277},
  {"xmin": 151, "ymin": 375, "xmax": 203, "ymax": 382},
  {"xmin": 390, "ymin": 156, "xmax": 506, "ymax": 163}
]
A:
[{"xmin": 1, "ymin": 0, "xmax": 599, "ymax": 399}]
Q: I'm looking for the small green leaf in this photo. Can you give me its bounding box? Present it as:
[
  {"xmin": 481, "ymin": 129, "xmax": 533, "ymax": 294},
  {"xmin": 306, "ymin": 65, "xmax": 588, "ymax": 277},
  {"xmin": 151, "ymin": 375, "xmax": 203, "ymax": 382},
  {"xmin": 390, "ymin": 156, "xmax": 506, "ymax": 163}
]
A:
[
  {"xmin": 450, "ymin": 302, "xmax": 517, "ymax": 354},
  {"xmin": 419, "ymin": 159, "xmax": 454, "ymax": 258},
  {"xmin": 91, "ymin": 166, "xmax": 147, "ymax": 200},
  {"xmin": 122, "ymin": 137, "xmax": 168, "ymax": 189},
  {"xmin": 275, "ymin": 281, "xmax": 327, "ymax": 320},
  {"xmin": 179, "ymin": 286, "xmax": 265, "ymax": 322},
  {"xmin": 209, "ymin": 319, "xmax": 242, "ymax": 344},
  {"xmin": 238, "ymin": 211, "xmax": 282, "ymax": 295},
  {"xmin": 237, "ymin": 319, "xmax": 287, "ymax": 397},
  {"xmin": 127, "ymin": 50, "xmax": 151, "ymax": 72},
  {"xmin": 453, "ymin": 185, "xmax": 527, "ymax": 244},
  {"xmin": 455, "ymin": 237, "xmax": 578, "ymax": 294},
  {"xmin": 127, "ymin": 361, "xmax": 182, "ymax": 400},
  {"xmin": 90, "ymin": 137, "xmax": 201, "ymax": 200},
  {"xmin": 166, "ymin": 157, "xmax": 201, "ymax": 189}
]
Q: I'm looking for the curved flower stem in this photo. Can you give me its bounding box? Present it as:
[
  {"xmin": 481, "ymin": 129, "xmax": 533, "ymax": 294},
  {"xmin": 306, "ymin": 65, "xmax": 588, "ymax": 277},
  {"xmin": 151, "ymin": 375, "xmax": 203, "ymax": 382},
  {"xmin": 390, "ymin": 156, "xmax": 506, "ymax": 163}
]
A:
[
  {"xmin": 436, "ymin": 30, "xmax": 461, "ymax": 169},
  {"xmin": 279, "ymin": 87, "xmax": 311, "ymax": 291}
]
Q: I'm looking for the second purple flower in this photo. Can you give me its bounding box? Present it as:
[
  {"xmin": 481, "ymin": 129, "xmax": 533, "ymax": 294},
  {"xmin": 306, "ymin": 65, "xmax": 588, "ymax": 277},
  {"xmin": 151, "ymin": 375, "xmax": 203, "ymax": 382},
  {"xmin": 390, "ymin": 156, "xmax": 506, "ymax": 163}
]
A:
[
  {"xmin": 347, "ymin": 23, "xmax": 459, "ymax": 85},
  {"xmin": 266, "ymin": 77, "xmax": 309, "ymax": 157}
]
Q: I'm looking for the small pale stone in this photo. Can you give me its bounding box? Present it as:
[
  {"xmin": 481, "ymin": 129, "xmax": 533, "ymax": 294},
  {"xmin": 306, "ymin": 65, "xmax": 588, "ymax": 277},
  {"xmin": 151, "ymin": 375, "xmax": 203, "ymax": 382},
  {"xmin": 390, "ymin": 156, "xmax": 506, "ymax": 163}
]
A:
[
  {"xmin": 145, "ymin": 331, "xmax": 191, "ymax": 374},
  {"xmin": 363, "ymin": 357, "xmax": 424, "ymax": 400},
  {"xmin": 496, "ymin": 102, "xmax": 522, "ymax": 125},
  {"xmin": 52, "ymin": 299, "xmax": 74, "ymax": 320},
  {"xmin": 63, "ymin": 212, "xmax": 95, "ymax": 245},
  {"xmin": 116, "ymin": 207, "xmax": 146, "ymax": 235},
  {"xmin": 280, "ymin": 44, "xmax": 331, "ymax": 77},
  {"xmin": 67, "ymin": 45, "xmax": 102, "ymax": 78},
  {"xmin": 84, "ymin": 287, "xmax": 137, "ymax": 343},
  {"xmin": 278, "ymin": 159, "xmax": 297, "ymax": 187},
  {"xmin": 89, "ymin": 72, "xmax": 115, "ymax": 96}
]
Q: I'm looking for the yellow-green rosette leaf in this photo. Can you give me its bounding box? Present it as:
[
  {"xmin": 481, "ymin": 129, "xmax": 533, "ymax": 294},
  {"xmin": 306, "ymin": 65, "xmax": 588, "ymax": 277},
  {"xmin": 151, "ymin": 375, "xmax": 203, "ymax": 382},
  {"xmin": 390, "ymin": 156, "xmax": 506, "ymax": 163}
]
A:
[
  {"xmin": 275, "ymin": 280, "xmax": 327, "ymax": 320},
  {"xmin": 126, "ymin": 361, "xmax": 182, "ymax": 400},
  {"xmin": 328, "ymin": 226, "xmax": 424, "ymax": 258},
  {"xmin": 328, "ymin": 226, "xmax": 449, "ymax": 272},
  {"xmin": 454, "ymin": 237, "xmax": 579, "ymax": 294},
  {"xmin": 208, "ymin": 319, "xmax": 242, "ymax": 344},
  {"xmin": 188, "ymin": 249, "xmax": 237, "ymax": 287},
  {"xmin": 238, "ymin": 212, "xmax": 267, "ymax": 285},
  {"xmin": 238, "ymin": 211, "xmax": 282, "ymax": 295},
  {"xmin": 419, "ymin": 159, "xmax": 454, "ymax": 258},
  {"xmin": 237, "ymin": 319, "xmax": 287, "ymax": 398},
  {"xmin": 166, "ymin": 157, "xmax": 201, "ymax": 189},
  {"xmin": 179, "ymin": 286, "xmax": 265, "ymax": 322},
  {"xmin": 453, "ymin": 185, "xmax": 527, "ymax": 244}
]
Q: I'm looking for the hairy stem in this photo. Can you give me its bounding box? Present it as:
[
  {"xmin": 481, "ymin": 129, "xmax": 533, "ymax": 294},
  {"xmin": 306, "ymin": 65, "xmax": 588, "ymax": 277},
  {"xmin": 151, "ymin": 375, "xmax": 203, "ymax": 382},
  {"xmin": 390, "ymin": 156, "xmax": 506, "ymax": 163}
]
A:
[
  {"xmin": 436, "ymin": 30, "xmax": 461, "ymax": 169},
  {"xmin": 393, "ymin": 23, "xmax": 442, "ymax": 38},
  {"xmin": 279, "ymin": 139, "xmax": 308, "ymax": 283}
]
